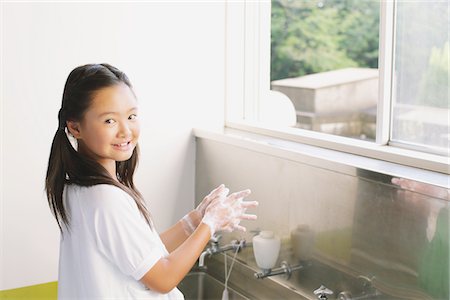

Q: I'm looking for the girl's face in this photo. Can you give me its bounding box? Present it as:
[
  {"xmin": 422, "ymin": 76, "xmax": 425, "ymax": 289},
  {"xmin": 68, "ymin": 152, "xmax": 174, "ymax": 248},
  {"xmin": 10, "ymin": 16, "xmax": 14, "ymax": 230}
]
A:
[{"xmin": 68, "ymin": 83, "xmax": 140, "ymax": 177}]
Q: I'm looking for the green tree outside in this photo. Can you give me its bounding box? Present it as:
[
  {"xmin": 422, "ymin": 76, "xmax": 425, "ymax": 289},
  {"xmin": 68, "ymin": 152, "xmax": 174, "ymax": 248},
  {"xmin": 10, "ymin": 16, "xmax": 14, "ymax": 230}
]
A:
[
  {"xmin": 271, "ymin": 0, "xmax": 380, "ymax": 81},
  {"xmin": 418, "ymin": 42, "xmax": 449, "ymax": 109}
]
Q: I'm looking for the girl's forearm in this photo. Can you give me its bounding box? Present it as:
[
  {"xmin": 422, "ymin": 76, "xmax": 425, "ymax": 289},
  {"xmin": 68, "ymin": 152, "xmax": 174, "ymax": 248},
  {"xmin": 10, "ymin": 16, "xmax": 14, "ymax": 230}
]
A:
[
  {"xmin": 160, "ymin": 210, "xmax": 202, "ymax": 252},
  {"xmin": 159, "ymin": 221, "xmax": 190, "ymax": 253},
  {"xmin": 140, "ymin": 223, "xmax": 211, "ymax": 293}
]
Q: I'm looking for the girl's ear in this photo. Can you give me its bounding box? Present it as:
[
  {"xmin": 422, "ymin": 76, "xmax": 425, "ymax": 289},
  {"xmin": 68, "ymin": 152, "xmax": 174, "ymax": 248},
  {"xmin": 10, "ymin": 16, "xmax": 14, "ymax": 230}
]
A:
[{"xmin": 66, "ymin": 120, "xmax": 82, "ymax": 139}]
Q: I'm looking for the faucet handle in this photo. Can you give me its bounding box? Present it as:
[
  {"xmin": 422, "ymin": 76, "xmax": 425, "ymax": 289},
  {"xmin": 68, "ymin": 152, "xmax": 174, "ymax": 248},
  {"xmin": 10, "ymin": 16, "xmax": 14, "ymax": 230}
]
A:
[
  {"xmin": 231, "ymin": 239, "xmax": 246, "ymax": 250},
  {"xmin": 357, "ymin": 275, "xmax": 375, "ymax": 287},
  {"xmin": 313, "ymin": 285, "xmax": 334, "ymax": 299},
  {"xmin": 210, "ymin": 233, "xmax": 222, "ymax": 243}
]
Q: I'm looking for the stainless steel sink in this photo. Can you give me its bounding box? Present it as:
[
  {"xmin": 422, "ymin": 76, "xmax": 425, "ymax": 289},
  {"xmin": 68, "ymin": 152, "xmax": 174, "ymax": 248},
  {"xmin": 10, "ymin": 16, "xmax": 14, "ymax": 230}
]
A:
[
  {"xmin": 178, "ymin": 271, "xmax": 250, "ymax": 300},
  {"xmin": 202, "ymin": 248, "xmax": 432, "ymax": 300}
]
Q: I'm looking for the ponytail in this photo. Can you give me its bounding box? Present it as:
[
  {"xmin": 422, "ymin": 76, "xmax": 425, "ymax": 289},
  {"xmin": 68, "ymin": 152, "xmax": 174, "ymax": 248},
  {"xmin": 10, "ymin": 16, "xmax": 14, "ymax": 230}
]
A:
[{"xmin": 45, "ymin": 126, "xmax": 73, "ymax": 232}]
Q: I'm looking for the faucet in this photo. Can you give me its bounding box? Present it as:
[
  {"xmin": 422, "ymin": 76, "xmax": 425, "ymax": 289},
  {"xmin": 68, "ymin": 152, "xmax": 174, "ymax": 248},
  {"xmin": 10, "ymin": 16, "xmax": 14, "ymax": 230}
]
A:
[
  {"xmin": 313, "ymin": 285, "xmax": 334, "ymax": 300},
  {"xmin": 254, "ymin": 260, "xmax": 311, "ymax": 279},
  {"xmin": 337, "ymin": 275, "xmax": 381, "ymax": 300},
  {"xmin": 198, "ymin": 234, "xmax": 246, "ymax": 268}
]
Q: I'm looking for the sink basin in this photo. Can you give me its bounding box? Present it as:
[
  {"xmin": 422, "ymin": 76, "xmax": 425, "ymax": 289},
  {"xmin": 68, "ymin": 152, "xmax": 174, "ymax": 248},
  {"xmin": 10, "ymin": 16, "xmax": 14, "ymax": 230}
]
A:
[{"xmin": 178, "ymin": 271, "xmax": 250, "ymax": 300}]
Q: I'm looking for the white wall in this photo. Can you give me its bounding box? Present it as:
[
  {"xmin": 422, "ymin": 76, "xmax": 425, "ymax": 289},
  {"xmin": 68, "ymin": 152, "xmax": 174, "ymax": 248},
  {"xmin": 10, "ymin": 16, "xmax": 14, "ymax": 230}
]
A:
[{"xmin": 0, "ymin": 2, "xmax": 225, "ymax": 290}]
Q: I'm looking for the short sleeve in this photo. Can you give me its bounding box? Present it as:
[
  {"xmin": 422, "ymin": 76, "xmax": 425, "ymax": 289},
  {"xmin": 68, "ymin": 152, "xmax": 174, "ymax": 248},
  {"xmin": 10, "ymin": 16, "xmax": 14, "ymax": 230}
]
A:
[{"xmin": 81, "ymin": 185, "xmax": 164, "ymax": 280}]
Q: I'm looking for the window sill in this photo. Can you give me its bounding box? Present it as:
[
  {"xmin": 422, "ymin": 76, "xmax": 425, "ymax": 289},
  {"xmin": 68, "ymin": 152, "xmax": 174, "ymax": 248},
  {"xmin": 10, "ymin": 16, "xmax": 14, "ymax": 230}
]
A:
[
  {"xmin": 193, "ymin": 126, "xmax": 449, "ymax": 191},
  {"xmin": 228, "ymin": 121, "xmax": 449, "ymax": 174}
]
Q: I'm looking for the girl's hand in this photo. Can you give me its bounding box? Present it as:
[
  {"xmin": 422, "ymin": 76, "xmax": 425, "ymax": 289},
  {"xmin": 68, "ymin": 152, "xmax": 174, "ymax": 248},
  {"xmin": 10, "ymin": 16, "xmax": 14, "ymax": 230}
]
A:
[
  {"xmin": 180, "ymin": 184, "xmax": 229, "ymax": 235},
  {"xmin": 202, "ymin": 189, "xmax": 258, "ymax": 237},
  {"xmin": 196, "ymin": 184, "xmax": 229, "ymax": 216}
]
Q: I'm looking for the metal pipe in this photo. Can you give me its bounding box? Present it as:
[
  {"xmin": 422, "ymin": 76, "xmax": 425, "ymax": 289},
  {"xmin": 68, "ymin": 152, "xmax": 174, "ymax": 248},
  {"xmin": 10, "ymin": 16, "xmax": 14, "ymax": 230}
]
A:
[{"xmin": 254, "ymin": 261, "xmax": 310, "ymax": 279}]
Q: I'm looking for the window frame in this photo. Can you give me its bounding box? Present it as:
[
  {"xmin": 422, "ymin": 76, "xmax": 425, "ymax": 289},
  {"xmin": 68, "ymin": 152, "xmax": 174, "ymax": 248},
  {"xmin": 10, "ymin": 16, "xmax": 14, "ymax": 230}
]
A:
[{"xmin": 225, "ymin": 0, "xmax": 449, "ymax": 174}]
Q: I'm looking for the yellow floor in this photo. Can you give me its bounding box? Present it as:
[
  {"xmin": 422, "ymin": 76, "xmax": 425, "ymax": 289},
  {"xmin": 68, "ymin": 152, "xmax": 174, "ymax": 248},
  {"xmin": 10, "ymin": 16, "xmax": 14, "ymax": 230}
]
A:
[{"xmin": 0, "ymin": 282, "xmax": 57, "ymax": 300}]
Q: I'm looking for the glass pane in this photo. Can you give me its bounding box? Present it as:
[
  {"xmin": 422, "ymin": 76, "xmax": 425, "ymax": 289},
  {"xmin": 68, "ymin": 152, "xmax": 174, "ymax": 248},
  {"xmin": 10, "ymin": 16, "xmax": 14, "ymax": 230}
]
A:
[
  {"xmin": 392, "ymin": 1, "xmax": 449, "ymax": 156},
  {"xmin": 270, "ymin": 0, "xmax": 380, "ymax": 141}
]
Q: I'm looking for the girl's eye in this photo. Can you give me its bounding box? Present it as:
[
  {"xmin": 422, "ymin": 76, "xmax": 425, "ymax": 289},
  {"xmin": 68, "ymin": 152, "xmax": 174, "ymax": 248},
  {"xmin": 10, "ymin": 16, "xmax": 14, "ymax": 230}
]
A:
[
  {"xmin": 105, "ymin": 119, "xmax": 115, "ymax": 124},
  {"xmin": 129, "ymin": 114, "xmax": 138, "ymax": 120}
]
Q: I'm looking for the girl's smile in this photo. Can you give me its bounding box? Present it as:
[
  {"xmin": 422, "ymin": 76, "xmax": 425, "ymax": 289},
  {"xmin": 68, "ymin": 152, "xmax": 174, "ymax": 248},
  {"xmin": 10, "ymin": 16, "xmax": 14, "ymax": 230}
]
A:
[{"xmin": 112, "ymin": 141, "xmax": 133, "ymax": 151}]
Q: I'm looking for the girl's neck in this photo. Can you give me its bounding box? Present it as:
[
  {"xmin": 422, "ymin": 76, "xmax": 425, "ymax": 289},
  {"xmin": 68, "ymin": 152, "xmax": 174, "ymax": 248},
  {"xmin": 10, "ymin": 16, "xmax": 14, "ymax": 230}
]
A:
[
  {"xmin": 77, "ymin": 144, "xmax": 118, "ymax": 182},
  {"xmin": 101, "ymin": 160, "xmax": 119, "ymax": 182}
]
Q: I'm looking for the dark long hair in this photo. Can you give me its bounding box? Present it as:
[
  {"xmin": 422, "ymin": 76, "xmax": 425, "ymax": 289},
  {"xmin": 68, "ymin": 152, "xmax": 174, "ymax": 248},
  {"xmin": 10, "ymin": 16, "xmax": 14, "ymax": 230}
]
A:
[{"xmin": 45, "ymin": 63, "xmax": 151, "ymax": 232}]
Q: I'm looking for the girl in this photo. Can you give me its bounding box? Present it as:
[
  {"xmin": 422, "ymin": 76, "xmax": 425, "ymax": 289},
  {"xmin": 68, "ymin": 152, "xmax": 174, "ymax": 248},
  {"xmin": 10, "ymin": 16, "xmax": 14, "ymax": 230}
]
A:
[{"xmin": 45, "ymin": 63, "xmax": 258, "ymax": 299}]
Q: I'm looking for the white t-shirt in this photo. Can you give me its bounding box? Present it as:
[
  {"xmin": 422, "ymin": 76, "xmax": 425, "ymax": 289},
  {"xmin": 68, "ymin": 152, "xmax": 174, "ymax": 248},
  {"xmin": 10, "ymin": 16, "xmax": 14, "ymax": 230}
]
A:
[{"xmin": 58, "ymin": 184, "xmax": 184, "ymax": 300}]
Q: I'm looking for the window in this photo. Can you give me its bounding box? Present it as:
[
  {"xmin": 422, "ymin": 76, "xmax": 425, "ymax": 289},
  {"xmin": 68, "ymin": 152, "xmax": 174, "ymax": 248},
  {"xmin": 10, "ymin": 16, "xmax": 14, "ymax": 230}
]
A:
[
  {"xmin": 225, "ymin": 0, "xmax": 449, "ymax": 173},
  {"xmin": 271, "ymin": 0, "xmax": 380, "ymax": 141},
  {"xmin": 391, "ymin": 1, "xmax": 449, "ymax": 156}
]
